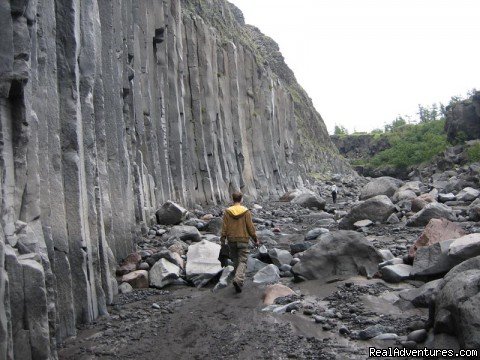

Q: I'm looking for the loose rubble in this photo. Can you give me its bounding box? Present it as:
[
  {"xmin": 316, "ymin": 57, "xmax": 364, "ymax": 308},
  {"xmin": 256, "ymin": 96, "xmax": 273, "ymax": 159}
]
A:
[{"xmin": 60, "ymin": 166, "xmax": 480, "ymax": 359}]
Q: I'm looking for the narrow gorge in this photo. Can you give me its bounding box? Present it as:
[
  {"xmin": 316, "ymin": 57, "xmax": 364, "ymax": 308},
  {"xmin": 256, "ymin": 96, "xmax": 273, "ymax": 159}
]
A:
[{"xmin": 0, "ymin": 0, "xmax": 352, "ymax": 358}]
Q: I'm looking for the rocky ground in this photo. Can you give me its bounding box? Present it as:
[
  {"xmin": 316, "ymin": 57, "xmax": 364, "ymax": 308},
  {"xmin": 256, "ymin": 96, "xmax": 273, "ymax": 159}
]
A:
[{"xmin": 58, "ymin": 166, "xmax": 480, "ymax": 359}]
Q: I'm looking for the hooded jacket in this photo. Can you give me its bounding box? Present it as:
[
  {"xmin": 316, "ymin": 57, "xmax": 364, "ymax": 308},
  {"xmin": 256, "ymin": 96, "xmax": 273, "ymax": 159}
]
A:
[{"xmin": 221, "ymin": 204, "xmax": 257, "ymax": 243}]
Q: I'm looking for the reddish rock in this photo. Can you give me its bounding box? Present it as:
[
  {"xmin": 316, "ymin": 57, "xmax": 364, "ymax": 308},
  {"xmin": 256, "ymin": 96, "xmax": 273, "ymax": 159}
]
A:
[
  {"xmin": 121, "ymin": 270, "xmax": 149, "ymax": 289},
  {"xmin": 116, "ymin": 252, "xmax": 142, "ymax": 276},
  {"xmin": 272, "ymin": 228, "xmax": 281, "ymax": 233},
  {"xmin": 201, "ymin": 214, "xmax": 214, "ymax": 221},
  {"xmin": 408, "ymin": 218, "xmax": 466, "ymax": 259},
  {"xmin": 411, "ymin": 194, "xmax": 436, "ymax": 212},
  {"xmin": 263, "ymin": 284, "xmax": 296, "ymax": 305}
]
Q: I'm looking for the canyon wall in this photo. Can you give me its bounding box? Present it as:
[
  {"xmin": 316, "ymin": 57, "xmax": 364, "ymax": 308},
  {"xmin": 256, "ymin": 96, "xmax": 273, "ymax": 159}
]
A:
[{"xmin": 0, "ymin": 0, "xmax": 351, "ymax": 358}]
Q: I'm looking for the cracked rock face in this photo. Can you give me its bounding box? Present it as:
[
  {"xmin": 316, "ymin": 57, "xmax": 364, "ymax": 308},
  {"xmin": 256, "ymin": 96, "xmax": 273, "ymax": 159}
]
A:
[{"xmin": 0, "ymin": 0, "xmax": 352, "ymax": 358}]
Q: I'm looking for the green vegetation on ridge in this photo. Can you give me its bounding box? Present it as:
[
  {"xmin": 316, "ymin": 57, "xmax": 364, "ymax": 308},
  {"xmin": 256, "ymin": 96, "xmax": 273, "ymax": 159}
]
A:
[{"xmin": 369, "ymin": 119, "xmax": 448, "ymax": 168}]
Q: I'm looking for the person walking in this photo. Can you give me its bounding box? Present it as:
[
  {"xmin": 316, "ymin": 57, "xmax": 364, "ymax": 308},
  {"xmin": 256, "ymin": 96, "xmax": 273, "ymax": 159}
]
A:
[
  {"xmin": 220, "ymin": 191, "xmax": 259, "ymax": 293},
  {"xmin": 331, "ymin": 184, "xmax": 338, "ymax": 204}
]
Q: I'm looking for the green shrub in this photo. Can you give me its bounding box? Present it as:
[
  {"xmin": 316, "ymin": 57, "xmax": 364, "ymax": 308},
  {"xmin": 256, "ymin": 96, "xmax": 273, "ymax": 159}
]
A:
[
  {"xmin": 369, "ymin": 120, "xmax": 448, "ymax": 169},
  {"xmin": 467, "ymin": 143, "xmax": 480, "ymax": 163}
]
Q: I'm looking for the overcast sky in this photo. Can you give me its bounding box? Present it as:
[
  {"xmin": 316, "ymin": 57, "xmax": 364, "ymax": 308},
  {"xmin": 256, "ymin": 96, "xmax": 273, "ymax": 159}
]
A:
[{"xmin": 227, "ymin": 0, "xmax": 480, "ymax": 134}]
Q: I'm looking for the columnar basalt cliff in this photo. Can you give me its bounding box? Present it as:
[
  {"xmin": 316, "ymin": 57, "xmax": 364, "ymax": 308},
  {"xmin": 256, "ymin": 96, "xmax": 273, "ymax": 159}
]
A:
[{"xmin": 0, "ymin": 0, "xmax": 351, "ymax": 357}]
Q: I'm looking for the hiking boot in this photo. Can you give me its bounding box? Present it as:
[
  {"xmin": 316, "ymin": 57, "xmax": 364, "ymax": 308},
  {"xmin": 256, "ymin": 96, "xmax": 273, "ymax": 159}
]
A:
[{"xmin": 232, "ymin": 281, "xmax": 242, "ymax": 293}]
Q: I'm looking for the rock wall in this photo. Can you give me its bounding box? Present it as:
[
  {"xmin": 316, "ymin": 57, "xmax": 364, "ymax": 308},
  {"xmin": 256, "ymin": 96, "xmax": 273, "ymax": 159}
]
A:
[
  {"xmin": 0, "ymin": 0, "xmax": 351, "ymax": 358},
  {"xmin": 331, "ymin": 134, "xmax": 391, "ymax": 161},
  {"xmin": 444, "ymin": 91, "xmax": 480, "ymax": 142}
]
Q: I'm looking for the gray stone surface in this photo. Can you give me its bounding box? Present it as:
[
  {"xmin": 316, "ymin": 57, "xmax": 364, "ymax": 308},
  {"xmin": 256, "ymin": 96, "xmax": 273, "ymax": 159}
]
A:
[
  {"xmin": 407, "ymin": 202, "xmax": 456, "ymax": 227},
  {"xmin": 412, "ymin": 240, "xmax": 456, "ymax": 278},
  {"xmin": 438, "ymin": 193, "xmax": 456, "ymax": 203},
  {"xmin": 339, "ymin": 195, "xmax": 395, "ymax": 230},
  {"xmin": 456, "ymin": 187, "xmax": 479, "ymax": 202},
  {"xmin": 246, "ymin": 256, "xmax": 269, "ymax": 273},
  {"xmin": 168, "ymin": 226, "xmax": 202, "ymax": 243},
  {"xmin": 253, "ymin": 264, "xmax": 280, "ymax": 284},
  {"xmin": 353, "ymin": 219, "xmax": 373, "ymax": 228},
  {"xmin": 186, "ymin": 240, "xmax": 222, "ymax": 287},
  {"xmin": 398, "ymin": 279, "xmax": 442, "ymax": 307},
  {"xmin": 435, "ymin": 269, "xmax": 480, "ymax": 348},
  {"xmin": 360, "ymin": 177, "xmax": 401, "ymax": 200},
  {"xmin": 149, "ymin": 258, "xmax": 181, "ymax": 289},
  {"xmin": 118, "ymin": 283, "xmax": 133, "ymax": 294},
  {"xmin": 359, "ymin": 324, "xmax": 389, "ymax": 340},
  {"xmin": 268, "ymin": 248, "xmax": 293, "ymax": 267},
  {"xmin": 156, "ymin": 201, "xmax": 188, "ymax": 225},
  {"xmin": 291, "ymin": 231, "xmax": 383, "ymax": 280},
  {"xmin": 380, "ymin": 264, "xmax": 412, "ymax": 283},
  {"xmin": 304, "ymin": 228, "xmax": 329, "ymax": 241},
  {"xmin": 291, "ymin": 193, "xmax": 326, "ymax": 210},
  {"xmin": 448, "ymin": 233, "xmax": 480, "ymax": 261}
]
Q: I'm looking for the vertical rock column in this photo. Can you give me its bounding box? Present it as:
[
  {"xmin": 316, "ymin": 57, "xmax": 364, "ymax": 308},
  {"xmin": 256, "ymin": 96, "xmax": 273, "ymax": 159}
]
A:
[{"xmin": 55, "ymin": 0, "xmax": 98, "ymax": 324}]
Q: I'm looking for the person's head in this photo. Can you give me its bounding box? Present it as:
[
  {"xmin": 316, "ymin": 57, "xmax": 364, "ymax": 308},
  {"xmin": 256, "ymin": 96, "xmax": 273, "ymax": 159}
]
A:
[{"xmin": 232, "ymin": 191, "xmax": 243, "ymax": 203}]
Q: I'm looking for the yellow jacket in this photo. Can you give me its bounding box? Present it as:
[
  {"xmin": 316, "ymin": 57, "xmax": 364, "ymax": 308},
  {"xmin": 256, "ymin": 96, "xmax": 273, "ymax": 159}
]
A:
[{"xmin": 221, "ymin": 204, "xmax": 257, "ymax": 243}]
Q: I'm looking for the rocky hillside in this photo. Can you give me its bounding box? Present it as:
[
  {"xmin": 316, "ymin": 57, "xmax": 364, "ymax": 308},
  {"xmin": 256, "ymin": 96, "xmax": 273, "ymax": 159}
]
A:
[
  {"xmin": 331, "ymin": 134, "xmax": 391, "ymax": 162},
  {"xmin": 0, "ymin": 0, "xmax": 352, "ymax": 358}
]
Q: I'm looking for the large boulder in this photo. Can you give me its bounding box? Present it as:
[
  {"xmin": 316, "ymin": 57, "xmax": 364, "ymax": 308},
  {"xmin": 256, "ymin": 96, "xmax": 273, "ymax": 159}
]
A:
[
  {"xmin": 411, "ymin": 193, "xmax": 437, "ymax": 212},
  {"xmin": 291, "ymin": 193, "xmax": 326, "ymax": 210},
  {"xmin": 359, "ymin": 177, "xmax": 401, "ymax": 200},
  {"xmin": 468, "ymin": 199, "xmax": 480, "ymax": 221},
  {"xmin": 411, "ymin": 240, "xmax": 456, "ymax": 278},
  {"xmin": 168, "ymin": 225, "xmax": 202, "ymax": 242},
  {"xmin": 338, "ymin": 195, "xmax": 395, "ymax": 230},
  {"xmin": 435, "ymin": 269, "xmax": 480, "ymax": 349},
  {"xmin": 146, "ymin": 249, "xmax": 184, "ymax": 269},
  {"xmin": 116, "ymin": 252, "xmax": 141, "ymax": 276},
  {"xmin": 186, "ymin": 240, "xmax": 222, "ymax": 287},
  {"xmin": 456, "ymin": 187, "xmax": 480, "ymax": 202},
  {"xmin": 392, "ymin": 189, "xmax": 417, "ymax": 203},
  {"xmin": 205, "ymin": 217, "xmax": 223, "ymax": 236},
  {"xmin": 448, "ymin": 233, "xmax": 480, "ymax": 261},
  {"xmin": 406, "ymin": 203, "xmax": 456, "ymax": 227},
  {"xmin": 380, "ymin": 264, "xmax": 412, "ymax": 283},
  {"xmin": 438, "ymin": 193, "xmax": 456, "ymax": 203},
  {"xmin": 398, "ymin": 279, "xmax": 443, "ymax": 307},
  {"xmin": 291, "ymin": 231, "xmax": 383, "ymax": 280},
  {"xmin": 279, "ymin": 189, "xmax": 303, "ymax": 202},
  {"xmin": 268, "ymin": 248, "xmax": 293, "ymax": 267},
  {"xmin": 408, "ymin": 219, "xmax": 466, "ymax": 259},
  {"xmin": 121, "ymin": 270, "xmax": 149, "ymax": 289},
  {"xmin": 149, "ymin": 258, "xmax": 181, "ymax": 289},
  {"xmin": 253, "ymin": 264, "xmax": 280, "ymax": 284},
  {"xmin": 247, "ymin": 256, "xmax": 269, "ymax": 273},
  {"xmin": 443, "ymin": 255, "xmax": 480, "ymax": 281},
  {"xmin": 156, "ymin": 201, "xmax": 188, "ymax": 225}
]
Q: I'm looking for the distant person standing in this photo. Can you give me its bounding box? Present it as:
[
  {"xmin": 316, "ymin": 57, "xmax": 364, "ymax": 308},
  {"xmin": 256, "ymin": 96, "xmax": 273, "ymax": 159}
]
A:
[
  {"xmin": 220, "ymin": 191, "xmax": 259, "ymax": 293},
  {"xmin": 331, "ymin": 184, "xmax": 338, "ymax": 204}
]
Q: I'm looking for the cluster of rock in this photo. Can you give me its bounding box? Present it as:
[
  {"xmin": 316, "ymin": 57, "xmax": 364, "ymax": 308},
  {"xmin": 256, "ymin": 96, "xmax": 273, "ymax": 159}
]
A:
[
  {"xmin": 336, "ymin": 174, "xmax": 480, "ymax": 230},
  {"xmin": 117, "ymin": 201, "xmax": 224, "ymax": 293},
  {"xmin": 277, "ymin": 171, "xmax": 480, "ymax": 350}
]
